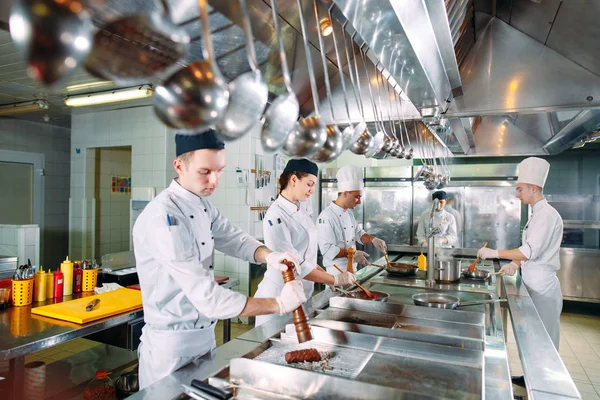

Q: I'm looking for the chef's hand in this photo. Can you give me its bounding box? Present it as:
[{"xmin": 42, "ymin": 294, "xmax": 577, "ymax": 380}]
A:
[
  {"xmin": 333, "ymin": 271, "xmax": 356, "ymax": 287},
  {"xmin": 276, "ymin": 280, "xmax": 307, "ymax": 314},
  {"xmin": 354, "ymin": 250, "xmax": 370, "ymax": 265},
  {"xmin": 499, "ymin": 262, "xmax": 519, "ymax": 276},
  {"xmin": 266, "ymin": 251, "xmax": 301, "ymax": 275},
  {"xmin": 477, "ymin": 247, "xmax": 499, "ymax": 260},
  {"xmin": 372, "ymin": 237, "xmax": 387, "ymax": 253},
  {"xmin": 420, "ymin": 241, "xmax": 428, "ymax": 247}
]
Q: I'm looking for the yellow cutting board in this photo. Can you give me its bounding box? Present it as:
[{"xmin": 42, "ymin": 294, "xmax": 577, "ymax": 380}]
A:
[{"xmin": 31, "ymin": 288, "xmax": 143, "ymax": 324}]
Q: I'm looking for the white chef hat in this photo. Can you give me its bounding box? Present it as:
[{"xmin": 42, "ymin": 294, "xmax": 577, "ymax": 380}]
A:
[
  {"xmin": 517, "ymin": 157, "xmax": 550, "ymax": 187},
  {"xmin": 337, "ymin": 165, "xmax": 364, "ymax": 192}
]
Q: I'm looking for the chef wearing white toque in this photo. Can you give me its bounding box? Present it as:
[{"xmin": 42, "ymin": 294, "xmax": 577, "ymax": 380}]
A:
[
  {"xmin": 317, "ymin": 165, "xmax": 387, "ymax": 274},
  {"xmin": 477, "ymin": 157, "xmax": 563, "ymax": 350}
]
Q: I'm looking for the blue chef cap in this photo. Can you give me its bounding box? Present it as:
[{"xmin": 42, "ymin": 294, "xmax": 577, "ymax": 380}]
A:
[
  {"xmin": 283, "ymin": 158, "xmax": 319, "ymax": 177},
  {"xmin": 432, "ymin": 190, "xmax": 447, "ymax": 201},
  {"xmin": 175, "ymin": 129, "xmax": 225, "ymax": 156}
]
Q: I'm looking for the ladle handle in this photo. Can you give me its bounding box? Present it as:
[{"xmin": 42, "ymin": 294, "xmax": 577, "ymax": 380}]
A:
[
  {"xmin": 350, "ymin": 33, "xmax": 367, "ymax": 119},
  {"xmin": 313, "ymin": 0, "xmax": 337, "ymax": 122},
  {"xmin": 328, "ymin": 7, "xmax": 352, "ymax": 124},
  {"xmin": 359, "ymin": 46, "xmax": 383, "ymax": 132},
  {"xmin": 270, "ymin": 0, "xmax": 293, "ymax": 91},
  {"xmin": 281, "ymin": 259, "xmax": 312, "ymax": 343},
  {"xmin": 343, "ymin": 29, "xmax": 365, "ymax": 119},
  {"xmin": 295, "ymin": 0, "xmax": 320, "ymax": 115},
  {"xmin": 239, "ymin": 0, "xmax": 260, "ymax": 73},
  {"xmin": 197, "ymin": 0, "xmax": 216, "ymax": 64}
]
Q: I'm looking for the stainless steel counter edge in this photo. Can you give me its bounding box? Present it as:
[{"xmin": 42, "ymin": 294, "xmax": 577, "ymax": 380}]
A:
[{"xmin": 500, "ymin": 264, "xmax": 581, "ymax": 399}]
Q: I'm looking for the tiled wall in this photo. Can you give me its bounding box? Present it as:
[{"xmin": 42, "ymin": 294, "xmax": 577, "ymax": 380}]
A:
[
  {"xmin": 0, "ymin": 119, "xmax": 70, "ymax": 268},
  {"xmin": 0, "ymin": 224, "xmax": 40, "ymax": 267},
  {"xmin": 70, "ymin": 107, "xmax": 171, "ymax": 260},
  {"xmin": 93, "ymin": 147, "xmax": 132, "ymax": 257}
]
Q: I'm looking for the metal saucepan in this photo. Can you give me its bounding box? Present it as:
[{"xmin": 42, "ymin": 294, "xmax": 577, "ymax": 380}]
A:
[{"xmin": 412, "ymin": 293, "xmax": 506, "ymax": 310}]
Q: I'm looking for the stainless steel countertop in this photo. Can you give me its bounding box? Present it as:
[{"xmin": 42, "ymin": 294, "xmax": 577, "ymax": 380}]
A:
[{"xmin": 0, "ymin": 279, "xmax": 239, "ymax": 361}]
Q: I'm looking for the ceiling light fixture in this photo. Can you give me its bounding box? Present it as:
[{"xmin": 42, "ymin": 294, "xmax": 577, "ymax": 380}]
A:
[
  {"xmin": 320, "ymin": 18, "xmax": 333, "ymax": 36},
  {"xmin": 64, "ymin": 85, "xmax": 153, "ymax": 107},
  {"xmin": 66, "ymin": 80, "xmax": 115, "ymax": 92},
  {"xmin": 0, "ymin": 100, "xmax": 49, "ymax": 116}
]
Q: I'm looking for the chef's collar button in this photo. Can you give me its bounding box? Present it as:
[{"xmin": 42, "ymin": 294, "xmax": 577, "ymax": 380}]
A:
[
  {"xmin": 209, "ymin": 265, "xmax": 213, "ymax": 269},
  {"xmin": 211, "ymin": 236, "xmax": 214, "ymax": 240},
  {"xmin": 201, "ymin": 242, "xmax": 205, "ymax": 245},
  {"xmin": 190, "ymin": 215, "xmax": 194, "ymax": 219},
  {"xmin": 204, "ymin": 208, "xmax": 207, "ymax": 212},
  {"xmin": 200, "ymin": 326, "xmax": 204, "ymax": 329}
]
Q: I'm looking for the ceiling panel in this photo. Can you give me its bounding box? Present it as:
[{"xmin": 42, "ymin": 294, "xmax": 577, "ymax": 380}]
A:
[
  {"xmin": 545, "ymin": 0, "xmax": 600, "ymax": 78},
  {"xmin": 509, "ymin": 0, "xmax": 562, "ymax": 43}
]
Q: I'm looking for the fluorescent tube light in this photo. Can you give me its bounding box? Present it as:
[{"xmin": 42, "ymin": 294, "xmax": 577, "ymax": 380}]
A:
[
  {"xmin": 64, "ymin": 85, "xmax": 153, "ymax": 107},
  {"xmin": 66, "ymin": 81, "xmax": 114, "ymax": 92},
  {"xmin": 0, "ymin": 100, "xmax": 49, "ymax": 116}
]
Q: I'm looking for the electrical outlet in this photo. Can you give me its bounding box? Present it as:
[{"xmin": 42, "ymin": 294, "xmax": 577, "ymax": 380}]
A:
[{"xmin": 235, "ymin": 168, "xmax": 248, "ymax": 187}]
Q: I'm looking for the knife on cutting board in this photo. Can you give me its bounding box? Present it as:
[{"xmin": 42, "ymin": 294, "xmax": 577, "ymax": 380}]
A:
[{"xmin": 85, "ymin": 299, "xmax": 100, "ymax": 312}]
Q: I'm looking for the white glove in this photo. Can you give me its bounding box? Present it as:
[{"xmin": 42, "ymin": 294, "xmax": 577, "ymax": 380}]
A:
[
  {"xmin": 333, "ymin": 271, "xmax": 356, "ymax": 287},
  {"xmin": 354, "ymin": 250, "xmax": 370, "ymax": 265},
  {"xmin": 276, "ymin": 280, "xmax": 307, "ymax": 314},
  {"xmin": 420, "ymin": 241, "xmax": 428, "ymax": 247},
  {"xmin": 477, "ymin": 247, "xmax": 499, "ymax": 260},
  {"xmin": 266, "ymin": 251, "xmax": 301, "ymax": 275},
  {"xmin": 499, "ymin": 262, "xmax": 519, "ymax": 276},
  {"xmin": 372, "ymin": 237, "xmax": 387, "ymax": 253}
]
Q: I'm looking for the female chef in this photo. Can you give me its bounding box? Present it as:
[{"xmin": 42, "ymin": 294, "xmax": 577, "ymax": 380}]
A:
[{"xmin": 254, "ymin": 159, "xmax": 356, "ymax": 326}]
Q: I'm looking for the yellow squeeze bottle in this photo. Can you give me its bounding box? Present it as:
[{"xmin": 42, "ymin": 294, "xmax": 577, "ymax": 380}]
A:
[
  {"xmin": 60, "ymin": 256, "xmax": 74, "ymax": 296},
  {"xmin": 418, "ymin": 252, "xmax": 427, "ymax": 271}
]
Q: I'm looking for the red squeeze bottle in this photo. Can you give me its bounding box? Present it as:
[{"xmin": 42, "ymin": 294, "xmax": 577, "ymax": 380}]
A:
[
  {"xmin": 54, "ymin": 269, "xmax": 64, "ymax": 298},
  {"xmin": 73, "ymin": 266, "xmax": 83, "ymax": 293}
]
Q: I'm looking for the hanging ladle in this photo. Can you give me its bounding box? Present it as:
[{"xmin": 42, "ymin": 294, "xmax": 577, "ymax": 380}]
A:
[
  {"xmin": 261, "ymin": 0, "xmax": 299, "ymax": 152},
  {"xmin": 153, "ymin": 0, "xmax": 229, "ymax": 131},
  {"xmin": 216, "ymin": 0, "xmax": 268, "ymax": 141},
  {"xmin": 341, "ymin": 29, "xmax": 373, "ymax": 155},
  {"xmin": 359, "ymin": 46, "xmax": 385, "ymax": 158},
  {"xmin": 310, "ymin": 0, "xmax": 344, "ymax": 163},
  {"xmin": 282, "ymin": 0, "xmax": 328, "ymax": 158}
]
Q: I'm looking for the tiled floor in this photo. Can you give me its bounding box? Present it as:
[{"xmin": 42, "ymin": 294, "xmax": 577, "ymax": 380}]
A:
[{"xmin": 506, "ymin": 308, "xmax": 600, "ymax": 400}]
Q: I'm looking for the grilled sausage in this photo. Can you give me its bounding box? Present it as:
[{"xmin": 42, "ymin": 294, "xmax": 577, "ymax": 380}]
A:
[{"xmin": 285, "ymin": 349, "xmax": 321, "ymax": 364}]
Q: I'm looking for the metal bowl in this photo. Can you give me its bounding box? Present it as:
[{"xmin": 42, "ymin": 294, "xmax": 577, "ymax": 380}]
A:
[
  {"xmin": 346, "ymin": 290, "xmax": 389, "ymax": 302},
  {"xmin": 115, "ymin": 372, "xmax": 139, "ymax": 399}
]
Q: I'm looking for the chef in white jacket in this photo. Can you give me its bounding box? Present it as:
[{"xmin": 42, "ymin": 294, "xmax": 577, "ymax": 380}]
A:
[
  {"xmin": 254, "ymin": 159, "xmax": 356, "ymax": 326},
  {"xmin": 416, "ymin": 191, "xmax": 458, "ymax": 247},
  {"xmin": 477, "ymin": 157, "xmax": 563, "ymax": 351},
  {"xmin": 317, "ymin": 165, "xmax": 387, "ymax": 274},
  {"xmin": 133, "ymin": 131, "xmax": 307, "ymax": 389}
]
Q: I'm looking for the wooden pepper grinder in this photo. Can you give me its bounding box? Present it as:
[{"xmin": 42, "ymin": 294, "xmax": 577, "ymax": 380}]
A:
[
  {"xmin": 281, "ymin": 260, "xmax": 312, "ymax": 343},
  {"xmin": 347, "ymin": 248, "xmax": 356, "ymax": 273}
]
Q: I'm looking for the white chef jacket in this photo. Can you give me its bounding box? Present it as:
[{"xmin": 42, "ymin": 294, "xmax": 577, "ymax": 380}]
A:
[
  {"xmin": 317, "ymin": 202, "xmax": 366, "ymax": 274},
  {"xmin": 445, "ymin": 205, "xmax": 462, "ymax": 247},
  {"xmin": 133, "ymin": 179, "xmax": 262, "ymax": 388},
  {"xmin": 254, "ymin": 195, "xmax": 318, "ymax": 326},
  {"xmin": 415, "ymin": 209, "xmax": 458, "ymax": 247},
  {"xmin": 518, "ymin": 198, "xmax": 563, "ymax": 349}
]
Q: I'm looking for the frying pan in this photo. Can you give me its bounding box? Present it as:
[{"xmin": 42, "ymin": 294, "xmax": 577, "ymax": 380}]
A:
[
  {"xmin": 338, "ymin": 288, "xmax": 389, "ymax": 302},
  {"xmin": 412, "ymin": 293, "xmax": 506, "ymax": 310},
  {"xmin": 372, "ymin": 262, "xmax": 418, "ymax": 277},
  {"xmin": 462, "ymin": 268, "xmax": 490, "ymax": 281}
]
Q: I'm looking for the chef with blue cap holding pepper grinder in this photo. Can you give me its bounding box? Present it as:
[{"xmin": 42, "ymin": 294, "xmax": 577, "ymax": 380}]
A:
[{"xmin": 133, "ymin": 130, "xmax": 307, "ymax": 389}]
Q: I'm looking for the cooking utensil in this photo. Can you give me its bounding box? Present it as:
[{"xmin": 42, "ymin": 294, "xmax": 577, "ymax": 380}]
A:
[
  {"xmin": 215, "ymin": 0, "xmax": 268, "ymax": 141},
  {"xmin": 333, "ymin": 264, "xmax": 374, "ymax": 299},
  {"xmin": 412, "ymin": 293, "xmax": 506, "ymax": 310},
  {"xmin": 383, "ymin": 254, "xmax": 391, "ymax": 267},
  {"xmin": 341, "ymin": 29, "xmax": 372, "ymax": 155},
  {"xmin": 434, "ymin": 259, "xmax": 462, "ymax": 283},
  {"xmin": 260, "ymin": 0, "xmax": 300, "ymax": 153},
  {"xmin": 153, "ymin": 0, "xmax": 229, "ymax": 131},
  {"xmin": 346, "ymin": 290, "xmax": 389, "ymax": 301},
  {"xmin": 358, "ymin": 46, "xmax": 384, "ymax": 158},
  {"xmin": 371, "ymin": 262, "xmax": 419, "ymax": 277},
  {"xmin": 86, "ymin": 0, "xmax": 190, "ymax": 85},
  {"xmin": 462, "ymin": 268, "xmax": 491, "ymax": 281},
  {"xmin": 281, "ymin": 259, "xmax": 312, "ymax": 343},
  {"xmin": 85, "ymin": 298, "xmax": 100, "ymax": 312},
  {"xmin": 10, "ymin": 0, "xmax": 93, "ymax": 86},
  {"xmin": 115, "ymin": 372, "xmax": 139, "ymax": 399},
  {"xmin": 468, "ymin": 241, "xmax": 488, "ymax": 273},
  {"xmin": 281, "ymin": 0, "xmax": 328, "ymax": 158}
]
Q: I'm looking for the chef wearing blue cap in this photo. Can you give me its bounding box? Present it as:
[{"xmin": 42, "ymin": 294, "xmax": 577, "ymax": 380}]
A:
[
  {"xmin": 254, "ymin": 158, "xmax": 356, "ymax": 326},
  {"xmin": 133, "ymin": 130, "xmax": 307, "ymax": 388},
  {"xmin": 415, "ymin": 190, "xmax": 458, "ymax": 247}
]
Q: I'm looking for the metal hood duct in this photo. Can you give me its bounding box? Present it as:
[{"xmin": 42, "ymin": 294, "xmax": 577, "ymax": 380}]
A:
[
  {"xmin": 331, "ymin": 0, "xmax": 458, "ymax": 117},
  {"xmin": 542, "ymin": 109, "xmax": 600, "ymax": 155}
]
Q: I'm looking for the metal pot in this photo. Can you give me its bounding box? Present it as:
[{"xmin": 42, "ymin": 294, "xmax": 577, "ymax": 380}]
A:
[
  {"xmin": 434, "ymin": 259, "xmax": 462, "ymax": 283},
  {"xmin": 412, "ymin": 293, "xmax": 506, "ymax": 310}
]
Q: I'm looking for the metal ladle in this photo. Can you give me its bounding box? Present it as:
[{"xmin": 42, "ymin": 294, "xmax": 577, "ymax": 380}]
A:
[
  {"xmin": 282, "ymin": 0, "xmax": 328, "ymax": 158},
  {"xmin": 153, "ymin": 0, "xmax": 229, "ymax": 131},
  {"xmin": 10, "ymin": 0, "xmax": 93, "ymax": 87},
  {"xmin": 374, "ymin": 66, "xmax": 399, "ymax": 154},
  {"xmin": 260, "ymin": 0, "xmax": 299, "ymax": 152},
  {"xmin": 215, "ymin": 0, "xmax": 268, "ymax": 141},
  {"xmin": 86, "ymin": 0, "xmax": 190, "ymax": 85},
  {"xmin": 310, "ymin": 0, "xmax": 344, "ymax": 163},
  {"xmin": 341, "ymin": 29, "xmax": 373, "ymax": 155}
]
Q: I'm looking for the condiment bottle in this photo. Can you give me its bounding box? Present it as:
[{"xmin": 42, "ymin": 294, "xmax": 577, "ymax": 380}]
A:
[
  {"xmin": 60, "ymin": 256, "xmax": 74, "ymax": 296},
  {"xmin": 33, "ymin": 266, "xmax": 47, "ymax": 302},
  {"xmin": 73, "ymin": 263, "xmax": 83, "ymax": 293},
  {"xmin": 45, "ymin": 270, "xmax": 54, "ymax": 298},
  {"xmin": 418, "ymin": 252, "xmax": 427, "ymax": 271},
  {"xmin": 53, "ymin": 269, "xmax": 64, "ymax": 298}
]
